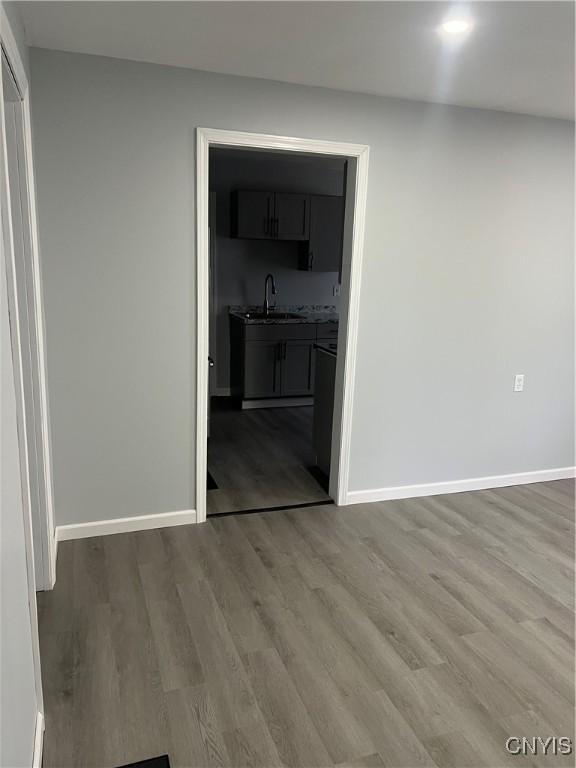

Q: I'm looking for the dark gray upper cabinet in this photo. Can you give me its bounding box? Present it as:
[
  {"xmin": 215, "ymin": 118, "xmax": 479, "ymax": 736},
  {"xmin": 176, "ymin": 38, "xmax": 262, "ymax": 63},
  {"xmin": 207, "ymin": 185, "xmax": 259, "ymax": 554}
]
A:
[
  {"xmin": 275, "ymin": 193, "xmax": 310, "ymax": 241},
  {"xmin": 232, "ymin": 190, "xmax": 274, "ymax": 239},
  {"xmin": 232, "ymin": 191, "xmax": 342, "ymax": 261},
  {"xmin": 300, "ymin": 195, "xmax": 345, "ymax": 272},
  {"xmin": 232, "ymin": 190, "xmax": 310, "ymax": 241}
]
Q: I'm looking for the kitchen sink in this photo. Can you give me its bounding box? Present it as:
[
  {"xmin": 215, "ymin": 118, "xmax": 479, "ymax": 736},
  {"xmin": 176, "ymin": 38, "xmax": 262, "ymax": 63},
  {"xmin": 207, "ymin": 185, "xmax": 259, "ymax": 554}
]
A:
[{"xmin": 241, "ymin": 312, "xmax": 303, "ymax": 320}]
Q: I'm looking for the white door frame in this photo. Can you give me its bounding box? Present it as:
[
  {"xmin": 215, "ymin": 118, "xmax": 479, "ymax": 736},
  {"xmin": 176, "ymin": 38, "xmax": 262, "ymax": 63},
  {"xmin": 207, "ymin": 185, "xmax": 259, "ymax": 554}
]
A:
[
  {"xmin": 195, "ymin": 127, "xmax": 369, "ymax": 523},
  {"xmin": 0, "ymin": 7, "xmax": 46, "ymax": 761},
  {"xmin": 1, "ymin": 6, "xmax": 56, "ymax": 591}
]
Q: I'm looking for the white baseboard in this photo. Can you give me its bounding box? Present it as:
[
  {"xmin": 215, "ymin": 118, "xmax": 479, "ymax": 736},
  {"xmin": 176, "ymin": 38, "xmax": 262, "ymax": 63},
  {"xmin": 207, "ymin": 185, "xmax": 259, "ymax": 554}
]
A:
[
  {"xmin": 56, "ymin": 508, "xmax": 197, "ymax": 542},
  {"xmin": 32, "ymin": 711, "xmax": 44, "ymax": 768},
  {"xmin": 345, "ymin": 467, "xmax": 576, "ymax": 506}
]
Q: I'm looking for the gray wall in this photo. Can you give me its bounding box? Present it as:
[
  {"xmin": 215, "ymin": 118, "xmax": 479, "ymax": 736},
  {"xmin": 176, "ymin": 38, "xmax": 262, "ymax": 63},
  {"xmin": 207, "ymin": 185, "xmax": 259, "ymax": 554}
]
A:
[
  {"xmin": 1, "ymin": 7, "xmax": 40, "ymax": 767},
  {"xmin": 210, "ymin": 149, "xmax": 344, "ymax": 391},
  {"xmin": 3, "ymin": 2, "xmax": 30, "ymax": 77},
  {"xmin": 29, "ymin": 48, "xmax": 574, "ymax": 524}
]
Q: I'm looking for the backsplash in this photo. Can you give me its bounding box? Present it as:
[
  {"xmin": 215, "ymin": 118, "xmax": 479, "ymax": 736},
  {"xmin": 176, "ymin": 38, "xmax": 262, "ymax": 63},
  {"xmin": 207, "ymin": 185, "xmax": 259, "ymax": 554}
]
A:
[{"xmin": 230, "ymin": 304, "xmax": 338, "ymax": 315}]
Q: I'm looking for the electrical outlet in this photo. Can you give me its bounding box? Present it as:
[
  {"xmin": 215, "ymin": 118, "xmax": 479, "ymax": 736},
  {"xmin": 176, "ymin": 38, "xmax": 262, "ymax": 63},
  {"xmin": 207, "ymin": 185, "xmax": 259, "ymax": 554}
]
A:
[
  {"xmin": 514, "ymin": 374, "xmax": 525, "ymax": 392},
  {"xmin": 333, "ymin": 284, "xmax": 341, "ymax": 297}
]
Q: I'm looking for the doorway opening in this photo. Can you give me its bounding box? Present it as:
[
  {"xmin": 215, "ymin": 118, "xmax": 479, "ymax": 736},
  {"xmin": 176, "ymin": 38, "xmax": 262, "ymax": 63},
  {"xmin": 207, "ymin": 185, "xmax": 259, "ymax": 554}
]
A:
[
  {"xmin": 207, "ymin": 148, "xmax": 346, "ymax": 515},
  {"xmin": 196, "ymin": 130, "xmax": 369, "ymax": 521}
]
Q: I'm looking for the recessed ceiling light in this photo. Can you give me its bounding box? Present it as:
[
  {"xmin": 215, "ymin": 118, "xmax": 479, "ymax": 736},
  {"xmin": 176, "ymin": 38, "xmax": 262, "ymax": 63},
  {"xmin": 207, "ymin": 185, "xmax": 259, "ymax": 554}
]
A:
[{"xmin": 440, "ymin": 19, "xmax": 473, "ymax": 36}]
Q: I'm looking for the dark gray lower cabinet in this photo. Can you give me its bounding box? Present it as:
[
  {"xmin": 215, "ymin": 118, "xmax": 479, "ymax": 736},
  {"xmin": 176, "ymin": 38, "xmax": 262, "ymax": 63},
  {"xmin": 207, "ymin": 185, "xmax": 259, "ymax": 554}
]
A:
[
  {"xmin": 281, "ymin": 340, "xmax": 315, "ymax": 396},
  {"xmin": 230, "ymin": 317, "xmax": 338, "ymax": 404},
  {"xmin": 313, "ymin": 346, "xmax": 337, "ymax": 476},
  {"xmin": 243, "ymin": 339, "xmax": 314, "ymax": 398},
  {"xmin": 244, "ymin": 341, "xmax": 281, "ymax": 398}
]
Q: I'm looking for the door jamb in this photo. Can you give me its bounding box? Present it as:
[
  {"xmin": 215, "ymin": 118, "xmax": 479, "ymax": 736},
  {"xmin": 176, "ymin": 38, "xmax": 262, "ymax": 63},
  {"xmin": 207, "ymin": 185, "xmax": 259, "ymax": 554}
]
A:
[
  {"xmin": 195, "ymin": 127, "xmax": 369, "ymax": 522},
  {"xmin": 0, "ymin": 4, "xmax": 48, "ymax": 743},
  {"xmin": 0, "ymin": 10, "xmax": 56, "ymax": 589}
]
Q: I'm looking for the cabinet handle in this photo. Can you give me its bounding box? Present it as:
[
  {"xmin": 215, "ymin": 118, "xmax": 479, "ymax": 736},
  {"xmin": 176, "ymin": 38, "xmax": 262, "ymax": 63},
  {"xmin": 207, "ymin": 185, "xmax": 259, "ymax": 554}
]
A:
[
  {"xmin": 283, "ymin": 341, "xmax": 287, "ymax": 360},
  {"xmin": 274, "ymin": 217, "xmax": 279, "ymax": 238},
  {"xmin": 309, "ymin": 251, "xmax": 314, "ymax": 270},
  {"xmin": 266, "ymin": 198, "xmax": 271, "ymax": 236}
]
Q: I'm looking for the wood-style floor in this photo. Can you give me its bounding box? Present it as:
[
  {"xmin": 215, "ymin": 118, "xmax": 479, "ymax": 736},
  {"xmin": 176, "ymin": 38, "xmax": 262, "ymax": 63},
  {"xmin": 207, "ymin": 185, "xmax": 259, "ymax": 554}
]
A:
[
  {"xmin": 207, "ymin": 403, "xmax": 330, "ymax": 515},
  {"xmin": 38, "ymin": 480, "xmax": 575, "ymax": 768}
]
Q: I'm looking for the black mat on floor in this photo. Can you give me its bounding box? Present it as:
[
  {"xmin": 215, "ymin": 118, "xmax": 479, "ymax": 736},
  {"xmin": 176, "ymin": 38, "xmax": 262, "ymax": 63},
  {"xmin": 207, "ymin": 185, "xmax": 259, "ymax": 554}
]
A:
[
  {"xmin": 307, "ymin": 465, "xmax": 330, "ymax": 493},
  {"xmin": 207, "ymin": 470, "xmax": 218, "ymax": 490},
  {"xmin": 117, "ymin": 756, "xmax": 170, "ymax": 768}
]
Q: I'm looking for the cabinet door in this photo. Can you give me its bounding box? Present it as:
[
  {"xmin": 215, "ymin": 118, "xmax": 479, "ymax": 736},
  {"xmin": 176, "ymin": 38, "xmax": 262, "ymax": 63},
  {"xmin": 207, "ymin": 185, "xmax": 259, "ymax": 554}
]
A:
[
  {"xmin": 274, "ymin": 193, "xmax": 310, "ymax": 241},
  {"xmin": 234, "ymin": 190, "xmax": 274, "ymax": 239},
  {"xmin": 305, "ymin": 195, "xmax": 344, "ymax": 271},
  {"xmin": 244, "ymin": 341, "xmax": 280, "ymax": 398},
  {"xmin": 280, "ymin": 340, "xmax": 315, "ymax": 396}
]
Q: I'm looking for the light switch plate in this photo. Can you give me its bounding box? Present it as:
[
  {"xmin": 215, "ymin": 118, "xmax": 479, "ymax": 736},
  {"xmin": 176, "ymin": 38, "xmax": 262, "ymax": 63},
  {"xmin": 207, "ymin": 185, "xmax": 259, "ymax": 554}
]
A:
[
  {"xmin": 333, "ymin": 284, "xmax": 341, "ymax": 297},
  {"xmin": 514, "ymin": 374, "xmax": 525, "ymax": 392}
]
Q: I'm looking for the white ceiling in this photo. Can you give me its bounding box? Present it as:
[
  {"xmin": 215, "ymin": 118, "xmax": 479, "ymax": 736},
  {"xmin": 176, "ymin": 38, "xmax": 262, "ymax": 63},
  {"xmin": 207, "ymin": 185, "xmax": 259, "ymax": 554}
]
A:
[{"xmin": 19, "ymin": 1, "xmax": 575, "ymax": 119}]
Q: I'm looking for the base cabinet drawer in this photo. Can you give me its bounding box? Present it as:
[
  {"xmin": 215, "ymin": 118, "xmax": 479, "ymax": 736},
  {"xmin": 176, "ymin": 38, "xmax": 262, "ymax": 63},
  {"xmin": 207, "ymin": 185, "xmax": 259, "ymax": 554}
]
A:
[
  {"xmin": 315, "ymin": 323, "xmax": 339, "ymax": 339},
  {"xmin": 244, "ymin": 323, "xmax": 316, "ymax": 341}
]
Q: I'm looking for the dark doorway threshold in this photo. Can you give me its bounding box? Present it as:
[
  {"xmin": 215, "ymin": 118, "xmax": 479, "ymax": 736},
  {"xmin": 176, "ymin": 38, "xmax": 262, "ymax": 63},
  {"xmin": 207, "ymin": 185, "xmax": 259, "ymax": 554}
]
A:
[
  {"xmin": 207, "ymin": 498, "xmax": 334, "ymax": 518},
  {"xmin": 117, "ymin": 756, "xmax": 170, "ymax": 768}
]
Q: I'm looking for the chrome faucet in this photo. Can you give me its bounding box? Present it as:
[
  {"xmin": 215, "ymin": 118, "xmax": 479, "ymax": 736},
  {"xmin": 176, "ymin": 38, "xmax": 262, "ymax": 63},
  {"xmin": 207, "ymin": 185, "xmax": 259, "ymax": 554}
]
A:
[{"xmin": 263, "ymin": 273, "xmax": 277, "ymax": 316}]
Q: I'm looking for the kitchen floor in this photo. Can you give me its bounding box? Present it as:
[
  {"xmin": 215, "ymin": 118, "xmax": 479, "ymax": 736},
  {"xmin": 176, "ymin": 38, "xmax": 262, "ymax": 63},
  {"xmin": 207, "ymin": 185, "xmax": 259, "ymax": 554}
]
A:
[
  {"xmin": 206, "ymin": 402, "xmax": 330, "ymax": 515},
  {"xmin": 37, "ymin": 480, "xmax": 574, "ymax": 768}
]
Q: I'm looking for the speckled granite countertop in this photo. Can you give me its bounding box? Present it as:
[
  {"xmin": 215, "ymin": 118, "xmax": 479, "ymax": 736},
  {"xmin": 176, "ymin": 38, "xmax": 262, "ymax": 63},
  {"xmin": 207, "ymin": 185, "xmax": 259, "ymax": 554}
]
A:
[{"xmin": 229, "ymin": 305, "xmax": 339, "ymax": 325}]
